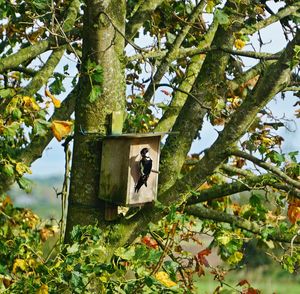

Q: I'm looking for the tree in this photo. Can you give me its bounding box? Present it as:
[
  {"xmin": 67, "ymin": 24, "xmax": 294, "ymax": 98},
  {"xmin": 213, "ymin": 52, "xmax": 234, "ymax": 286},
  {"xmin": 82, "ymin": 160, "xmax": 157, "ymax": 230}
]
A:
[{"xmin": 0, "ymin": 0, "xmax": 300, "ymax": 291}]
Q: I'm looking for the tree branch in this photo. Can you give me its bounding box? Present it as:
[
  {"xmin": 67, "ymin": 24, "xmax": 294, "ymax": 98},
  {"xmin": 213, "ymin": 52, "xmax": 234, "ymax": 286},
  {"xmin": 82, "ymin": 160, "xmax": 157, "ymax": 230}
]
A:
[
  {"xmin": 0, "ymin": 0, "xmax": 80, "ymax": 74},
  {"xmin": 142, "ymin": 0, "xmax": 206, "ymax": 103},
  {"xmin": 0, "ymin": 41, "xmax": 50, "ymax": 74},
  {"xmin": 229, "ymin": 149, "xmax": 300, "ymax": 190},
  {"xmin": 158, "ymin": 0, "xmax": 246, "ymax": 195},
  {"xmin": 185, "ymin": 205, "xmax": 300, "ymax": 244},
  {"xmin": 22, "ymin": 46, "xmax": 66, "ymax": 96},
  {"xmin": 126, "ymin": 0, "xmax": 165, "ymax": 41},
  {"xmin": 227, "ymin": 60, "xmax": 275, "ymax": 93},
  {"xmin": 127, "ymin": 46, "xmax": 279, "ymax": 63},
  {"xmin": 241, "ymin": 2, "xmax": 300, "ymax": 35},
  {"xmin": 186, "ymin": 173, "xmax": 300, "ymax": 205}
]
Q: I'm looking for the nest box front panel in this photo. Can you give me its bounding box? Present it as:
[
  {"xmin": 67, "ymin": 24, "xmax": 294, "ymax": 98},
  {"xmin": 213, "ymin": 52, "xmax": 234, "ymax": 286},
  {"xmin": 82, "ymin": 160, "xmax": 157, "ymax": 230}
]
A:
[
  {"xmin": 99, "ymin": 138, "xmax": 130, "ymax": 204},
  {"xmin": 127, "ymin": 137, "xmax": 160, "ymax": 206}
]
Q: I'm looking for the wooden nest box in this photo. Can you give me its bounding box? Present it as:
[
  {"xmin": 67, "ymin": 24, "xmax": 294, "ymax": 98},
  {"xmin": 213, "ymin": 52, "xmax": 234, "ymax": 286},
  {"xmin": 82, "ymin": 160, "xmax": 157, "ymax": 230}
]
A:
[{"xmin": 99, "ymin": 133, "xmax": 164, "ymax": 206}]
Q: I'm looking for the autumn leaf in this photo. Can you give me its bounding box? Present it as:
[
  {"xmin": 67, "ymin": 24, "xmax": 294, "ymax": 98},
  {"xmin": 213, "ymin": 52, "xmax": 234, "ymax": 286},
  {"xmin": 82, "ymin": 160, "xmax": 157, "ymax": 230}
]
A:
[
  {"xmin": 22, "ymin": 96, "xmax": 40, "ymax": 111},
  {"xmin": 15, "ymin": 162, "xmax": 32, "ymax": 175},
  {"xmin": 234, "ymin": 39, "xmax": 246, "ymax": 50},
  {"xmin": 51, "ymin": 120, "xmax": 73, "ymax": 141},
  {"xmin": 198, "ymin": 182, "xmax": 211, "ymax": 191},
  {"xmin": 228, "ymin": 251, "xmax": 243, "ymax": 264},
  {"xmin": 36, "ymin": 284, "xmax": 49, "ymax": 294},
  {"xmin": 45, "ymin": 88, "xmax": 61, "ymax": 108},
  {"xmin": 141, "ymin": 235, "xmax": 158, "ymax": 249},
  {"xmin": 245, "ymin": 287, "xmax": 260, "ymax": 294},
  {"xmin": 197, "ymin": 248, "xmax": 211, "ymax": 267},
  {"xmin": 155, "ymin": 271, "xmax": 177, "ymax": 288},
  {"xmin": 40, "ymin": 227, "xmax": 55, "ymax": 242},
  {"xmin": 2, "ymin": 195, "xmax": 13, "ymax": 208},
  {"xmin": 12, "ymin": 259, "xmax": 27, "ymax": 273},
  {"xmin": 161, "ymin": 89, "xmax": 171, "ymax": 96},
  {"xmin": 287, "ymin": 200, "xmax": 300, "ymax": 224},
  {"xmin": 237, "ymin": 279, "xmax": 250, "ymax": 286}
]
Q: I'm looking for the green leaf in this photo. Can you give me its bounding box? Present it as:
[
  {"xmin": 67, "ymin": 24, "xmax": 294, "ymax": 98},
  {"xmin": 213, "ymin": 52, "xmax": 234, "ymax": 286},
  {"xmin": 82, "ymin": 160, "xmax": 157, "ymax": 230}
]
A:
[
  {"xmin": 12, "ymin": 108, "xmax": 22, "ymax": 120},
  {"xmin": 266, "ymin": 150, "xmax": 285, "ymax": 165},
  {"xmin": 17, "ymin": 177, "xmax": 32, "ymax": 193},
  {"xmin": 166, "ymin": 32, "xmax": 176, "ymax": 44},
  {"xmin": 71, "ymin": 271, "xmax": 82, "ymax": 288},
  {"xmin": 0, "ymin": 88, "xmax": 15, "ymax": 98},
  {"xmin": 3, "ymin": 122, "xmax": 20, "ymax": 138},
  {"xmin": 249, "ymin": 193, "xmax": 261, "ymax": 208},
  {"xmin": 89, "ymin": 85, "xmax": 102, "ymax": 103},
  {"xmin": 288, "ymin": 151, "xmax": 299, "ymax": 163},
  {"xmin": 114, "ymin": 247, "xmax": 135, "ymax": 260},
  {"xmin": 91, "ymin": 65, "xmax": 103, "ymax": 83},
  {"xmin": 215, "ymin": 9, "xmax": 229, "ymax": 25},
  {"xmin": 67, "ymin": 243, "xmax": 80, "ymax": 254},
  {"xmin": 49, "ymin": 73, "xmax": 66, "ymax": 95},
  {"xmin": 33, "ymin": 119, "xmax": 51, "ymax": 137},
  {"xmin": 2, "ymin": 164, "xmax": 14, "ymax": 177},
  {"xmin": 32, "ymin": 0, "xmax": 49, "ymax": 10},
  {"xmin": 217, "ymin": 234, "xmax": 231, "ymax": 245}
]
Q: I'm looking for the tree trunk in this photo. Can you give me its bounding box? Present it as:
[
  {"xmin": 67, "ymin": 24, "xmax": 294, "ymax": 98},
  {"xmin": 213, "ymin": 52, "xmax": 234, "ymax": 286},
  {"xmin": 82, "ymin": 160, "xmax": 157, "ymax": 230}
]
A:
[{"xmin": 65, "ymin": 0, "xmax": 126, "ymax": 241}]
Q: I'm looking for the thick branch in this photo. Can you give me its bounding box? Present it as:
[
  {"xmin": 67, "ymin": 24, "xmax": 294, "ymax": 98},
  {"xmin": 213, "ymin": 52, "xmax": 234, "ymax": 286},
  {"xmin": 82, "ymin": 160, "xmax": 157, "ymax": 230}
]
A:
[
  {"xmin": 187, "ymin": 173, "xmax": 300, "ymax": 205},
  {"xmin": 126, "ymin": 0, "xmax": 165, "ymax": 41},
  {"xmin": 185, "ymin": 205, "xmax": 300, "ymax": 244},
  {"xmin": 158, "ymin": 0, "xmax": 246, "ymax": 194},
  {"xmin": 230, "ymin": 149, "xmax": 300, "ymax": 190},
  {"xmin": 0, "ymin": 41, "xmax": 50, "ymax": 74},
  {"xmin": 22, "ymin": 47, "xmax": 66, "ymax": 96},
  {"xmin": 241, "ymin": 2, "xmax": 300, "ymax": 35},
  {"xmin": 0, "ymin": 0, "xmax": 80, "ymax": 74},
  {"xmin": 127, "ymin": 46, "xmax": 278, "ymax": 63}
]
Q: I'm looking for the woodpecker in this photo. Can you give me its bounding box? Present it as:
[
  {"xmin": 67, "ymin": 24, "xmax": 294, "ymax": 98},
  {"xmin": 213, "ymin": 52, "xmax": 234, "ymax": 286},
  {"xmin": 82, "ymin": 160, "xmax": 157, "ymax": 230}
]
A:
[{"xmin": 135, "ymin": 147, "xmax": 152, "ymax": 193}]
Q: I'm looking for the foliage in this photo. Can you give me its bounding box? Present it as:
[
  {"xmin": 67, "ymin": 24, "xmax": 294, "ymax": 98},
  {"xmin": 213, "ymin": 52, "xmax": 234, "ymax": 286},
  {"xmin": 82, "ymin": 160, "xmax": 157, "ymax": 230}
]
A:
[{"xmin": 1, "ymin": 195, "xmax": 300, "ymax": 293}]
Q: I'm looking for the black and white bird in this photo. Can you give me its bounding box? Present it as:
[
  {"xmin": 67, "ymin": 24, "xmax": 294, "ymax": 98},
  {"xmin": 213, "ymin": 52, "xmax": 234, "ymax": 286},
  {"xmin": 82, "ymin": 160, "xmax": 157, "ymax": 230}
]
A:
[{"xmin": 135, "ymin": 148, "xmax": 152, "ymax": 193}]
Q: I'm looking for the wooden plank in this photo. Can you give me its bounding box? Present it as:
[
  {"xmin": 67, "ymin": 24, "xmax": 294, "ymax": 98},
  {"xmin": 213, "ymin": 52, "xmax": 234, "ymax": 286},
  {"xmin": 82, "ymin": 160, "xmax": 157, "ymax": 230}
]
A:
[{"xmin": 99, "ymin": 138, "xmax": 129, "ymax": 204}]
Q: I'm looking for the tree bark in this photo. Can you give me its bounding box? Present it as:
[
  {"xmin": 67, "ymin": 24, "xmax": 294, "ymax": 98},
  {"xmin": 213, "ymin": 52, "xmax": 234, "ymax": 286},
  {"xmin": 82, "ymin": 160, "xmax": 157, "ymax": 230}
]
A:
[{"xmin": 65, "ymin": 0, "xmax": 126, "ymax": 240}]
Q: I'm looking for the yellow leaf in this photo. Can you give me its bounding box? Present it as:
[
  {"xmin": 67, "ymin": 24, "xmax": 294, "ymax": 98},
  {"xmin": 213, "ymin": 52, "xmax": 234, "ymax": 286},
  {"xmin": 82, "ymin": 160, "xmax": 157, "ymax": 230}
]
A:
[
  {"xmin": 155, "ymin": 271, "xmax": 177, "ymax": 288},
  {"xmin": 45, "ymin": 89, "xmax": 61, "ymax": 108},
  {"xmin": 15, "ymin": 162, "xmax": 32, "ymax": 175},
  {"xmin": 12, "ymin": 259, "xmax": 26, "ymax": 273},
  {"xmin": 234, "ymin": 39, "xmax": 245, "ymax": 50},
  {"xmin": 228, "ymin": 251, "xmax": 243, "ymax": 264},
  {"xmin": 261, "ymin": 136, "xmax": 274, "ymax": 146},
  {"xmin": 217, "ymin": 235, "xmax": 231, "ymax": 245},
  {"xmin": 198, "ymin": 182, "xmax": 211, "ymax": 191},
  {"xmin": 51, "ymin": 120, "xmax": 73, "ymax": 141},
  {"xmin": 36, "ymin": 284, "xmax": 48, "ymax": 294},
  {"xmin": 22, "ymin": 96, "xmax": 40, "ymax": 111}
]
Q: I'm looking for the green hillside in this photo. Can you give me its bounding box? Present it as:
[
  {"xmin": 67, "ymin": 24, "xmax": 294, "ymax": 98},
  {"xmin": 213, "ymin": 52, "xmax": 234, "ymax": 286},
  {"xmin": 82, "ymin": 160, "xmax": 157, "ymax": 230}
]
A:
[{"xmin": 8, "ymin": 176, "xmax": 63, "ymax": 220}]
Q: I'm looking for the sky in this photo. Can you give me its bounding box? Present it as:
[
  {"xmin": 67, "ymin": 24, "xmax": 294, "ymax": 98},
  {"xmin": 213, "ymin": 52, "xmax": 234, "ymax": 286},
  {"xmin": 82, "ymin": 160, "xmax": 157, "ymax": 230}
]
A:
[{"xmin": 29, "ymin": 3, "xmax": 300, "ymax": 178}]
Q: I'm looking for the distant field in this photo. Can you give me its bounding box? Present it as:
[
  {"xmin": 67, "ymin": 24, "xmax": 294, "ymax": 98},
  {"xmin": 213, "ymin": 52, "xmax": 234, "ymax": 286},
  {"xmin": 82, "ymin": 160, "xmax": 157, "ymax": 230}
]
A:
[
  {"xmin": 194, "ymin": 266, "xmax": 300, "ymax": 294},
  {"xmin": 8, "ymin": 175, "xmax": 63, "ymax": 220}
]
